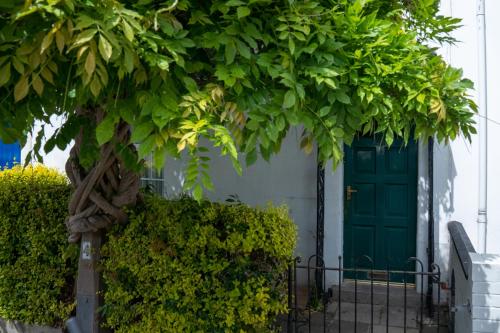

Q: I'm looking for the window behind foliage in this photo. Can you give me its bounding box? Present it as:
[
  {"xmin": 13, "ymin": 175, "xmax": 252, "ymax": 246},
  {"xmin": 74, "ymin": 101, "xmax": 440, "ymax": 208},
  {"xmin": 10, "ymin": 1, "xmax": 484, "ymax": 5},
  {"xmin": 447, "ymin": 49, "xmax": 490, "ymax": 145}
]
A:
[{"xmin": 140, "ymin": 155, "xmax": 165, "ymax": 196}]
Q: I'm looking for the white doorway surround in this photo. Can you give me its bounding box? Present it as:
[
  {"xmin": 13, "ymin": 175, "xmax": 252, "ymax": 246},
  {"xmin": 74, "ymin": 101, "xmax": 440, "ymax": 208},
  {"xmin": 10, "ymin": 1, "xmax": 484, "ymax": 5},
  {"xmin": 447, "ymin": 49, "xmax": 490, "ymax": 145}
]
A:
[{"xmin": 323, "ymin": 140, "xmax": 432, "ymax": 294}]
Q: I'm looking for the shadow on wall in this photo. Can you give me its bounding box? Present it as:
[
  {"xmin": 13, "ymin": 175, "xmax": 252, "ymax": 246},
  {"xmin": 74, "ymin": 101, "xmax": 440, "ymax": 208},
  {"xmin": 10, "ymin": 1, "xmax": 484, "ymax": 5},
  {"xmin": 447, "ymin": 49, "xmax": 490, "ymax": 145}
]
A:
[
  {"xmin": 434, "ymin": 143, "xmax": 457, "ymax": 220},
  {"xmin": 434, "ymin": 143, "xmax": 457, "ymax": 285}
]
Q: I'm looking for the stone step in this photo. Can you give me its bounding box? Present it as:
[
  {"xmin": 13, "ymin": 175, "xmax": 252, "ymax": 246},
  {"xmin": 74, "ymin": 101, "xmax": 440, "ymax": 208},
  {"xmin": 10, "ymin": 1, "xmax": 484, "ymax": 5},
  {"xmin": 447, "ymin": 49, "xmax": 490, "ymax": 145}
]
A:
[{"xmin": 329, "ymin": 282, "xmax": 425, "ymax": 308}]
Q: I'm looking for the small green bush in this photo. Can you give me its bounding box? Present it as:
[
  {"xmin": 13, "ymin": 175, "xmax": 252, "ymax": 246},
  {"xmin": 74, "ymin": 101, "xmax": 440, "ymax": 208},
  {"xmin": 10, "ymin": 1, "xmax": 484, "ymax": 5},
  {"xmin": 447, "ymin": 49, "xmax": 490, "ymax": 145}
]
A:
[
  {"xmin": 0, "ymin": 165, "xmax": 78, "ymax": 326},
  {"xmin": 101, "ymin": 196, "xmax": 297, "ymax": 332}
]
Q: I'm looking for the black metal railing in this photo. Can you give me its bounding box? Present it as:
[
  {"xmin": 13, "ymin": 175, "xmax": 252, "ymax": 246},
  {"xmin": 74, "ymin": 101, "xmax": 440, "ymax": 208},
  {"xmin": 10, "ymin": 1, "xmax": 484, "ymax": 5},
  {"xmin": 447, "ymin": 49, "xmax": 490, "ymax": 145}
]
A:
[{"xmin": 285, "ymin": 255, "xmax": 443, "ymax": 333}]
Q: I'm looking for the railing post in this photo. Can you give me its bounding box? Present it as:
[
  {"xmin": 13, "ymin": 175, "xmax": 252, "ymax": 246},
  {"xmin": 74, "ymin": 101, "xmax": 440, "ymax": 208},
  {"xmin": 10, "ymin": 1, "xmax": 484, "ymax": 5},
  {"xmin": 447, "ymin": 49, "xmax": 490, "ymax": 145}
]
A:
[
  {"xmin": 287, "ymin": 262, "xmax": 293, "ymax": 333},
  {"xmin": 316, "ymin": 161, "xmax": 325, "ymax": 297}
]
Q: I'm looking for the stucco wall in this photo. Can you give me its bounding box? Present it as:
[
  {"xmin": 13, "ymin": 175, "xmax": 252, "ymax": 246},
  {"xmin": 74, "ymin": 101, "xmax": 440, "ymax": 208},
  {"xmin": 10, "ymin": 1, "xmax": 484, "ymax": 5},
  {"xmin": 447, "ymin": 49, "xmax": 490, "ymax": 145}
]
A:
[
  {"xmin": 163, "ymin": 129, "xmax": 319, "ymax": 270},
  {"xmin": 436, "ymin": 0, "xmax": 500, "ymax": 265},
  {"xmin": 470, "ymin": 253, "xmax": 500, "ymax": 332}
]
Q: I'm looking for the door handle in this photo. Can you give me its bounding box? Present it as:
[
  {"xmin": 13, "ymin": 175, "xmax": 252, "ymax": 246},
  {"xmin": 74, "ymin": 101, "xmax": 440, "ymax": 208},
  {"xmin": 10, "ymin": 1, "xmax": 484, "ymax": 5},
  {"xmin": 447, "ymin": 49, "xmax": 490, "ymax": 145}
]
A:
[{"xmin": 346, "ymin": 185, "xmax": 358, "ymax": 201}]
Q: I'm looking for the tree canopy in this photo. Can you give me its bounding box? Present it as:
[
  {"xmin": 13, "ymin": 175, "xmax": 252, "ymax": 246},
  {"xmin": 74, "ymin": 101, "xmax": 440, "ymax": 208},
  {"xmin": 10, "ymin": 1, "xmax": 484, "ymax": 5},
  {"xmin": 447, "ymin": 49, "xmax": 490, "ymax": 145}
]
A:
[{"xmin": 0, "ymin": 0, "xmax": 476, "ymax": 198}]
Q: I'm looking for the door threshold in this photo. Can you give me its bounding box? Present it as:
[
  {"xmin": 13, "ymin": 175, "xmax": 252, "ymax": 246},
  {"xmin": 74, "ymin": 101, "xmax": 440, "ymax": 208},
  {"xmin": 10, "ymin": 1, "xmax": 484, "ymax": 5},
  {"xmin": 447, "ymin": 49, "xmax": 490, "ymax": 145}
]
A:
[{"xmin": 343, "ymin": 279, "xmax": 416, "ymax": 288}]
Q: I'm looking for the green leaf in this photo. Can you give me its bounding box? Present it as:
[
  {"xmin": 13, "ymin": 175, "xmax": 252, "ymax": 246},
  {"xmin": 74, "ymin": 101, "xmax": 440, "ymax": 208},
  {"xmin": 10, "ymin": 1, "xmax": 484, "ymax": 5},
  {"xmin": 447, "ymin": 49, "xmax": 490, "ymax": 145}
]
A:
[
  {"xmin": 201, "ymin": 172, "xmax": 214, "ymax": 191},
  {"xmin": 183, "ymin": 76, "xmax": 198, "ymax": 92},
  {"xmin": 236, "ymin": 40, "xmax": 251, "ymax": 59},
  {"xmin": 122, "ymin": 21, "xmax": 134, "ymax": 42},
  {"xmin": 226, "ymin": 0, "xmax": 245, "ymax": 6},
  {"xmin": 332, "ymin": 128, "xmax": 344, "ymax": 137},
  {"xmin": 319, "ymin": 106, "xmax": 330, "ymax": 117},
  {"xmin": 231, "ymin": 156, "xmax": 242, "ymax": 176},
  {"xmin": 14, "ymin": 76, "xmax": 29, "ymax": 102},
  {"xmin": 90, "ymin": 77, "xmax": 101, "ymax": 96},
  {"xmin": 138, "ymin": 135, "xmax": 156, "ymax": 159},
  {"xmin": 85, "ymin": 50, "xmax": 96, "ymax": 76},
  {"xmin": 237, "ymin": 6, "xmax": 251, "ymax": 19},
  {"xmin": 98, "ymin": 35, "xmax": 113, "ymax": 62},
  {"xmin": 417, "ymin": 93, "xmax": 425, "ymax": 104},
  {"xmin": 288, "ymin": 38, "xmax": 295, "ymax": 55},
  {"xmin": 245, "ymin": 149, "xmax": 257, "ymax": 166},
  {"xmin": 335, "ymin": 91, "xmax": 351, "ymax": 104},
  {"xmin": 40, "ymin": 32, "xmax": 54, "ymax": 54},
  {"xmin": 385, "ymin": 129, "xmax": 394, "ymax": 146},
  {"xmin": 225, "ymin": 42, "xmax": 236, "ymax": 65},
  {"xmin": 72, "ymin": 29, "xmax": 97, "ymax": 48},
  {"xmin": 55, "ymin": 30, "xmax": 65, "ymax": 53},
  {"xmin": 41, "ymin": 67, "xmax": 54, "ymax": 84},
  {"xmin": 123, "ymin": 48, "xmax": 134, "ymax": 73},
  {"xmin": 12, "ymin": 58, "xmax": 24, "ymax": 74},
  {"xmin": 0, "ymin": 63, "xmax": 10, "ymax": 87},
  {"xmin": 193, "ymin": 184, "xmax": 203, "ymax": 201},
  {"xmin": 96, "ymin": 115, "xmax": 117, "ymax": 145},
  {"xmin": 283, "ymin": 90, "xmax": 296, "ymax": 109},
  {"xmin": 157, "ymin": 57, "xmax": 169, "ymax": 70},
  {"xmin": 153, "ymin": 147, "xmax": 166, "ymax": 171},
  {"xmin": 131, "ymin": 122, "xmax": 155, "ymax": 143},
  {"xmin": 32, "ymin": 74, "xmax": 44, "ymax": 96}
]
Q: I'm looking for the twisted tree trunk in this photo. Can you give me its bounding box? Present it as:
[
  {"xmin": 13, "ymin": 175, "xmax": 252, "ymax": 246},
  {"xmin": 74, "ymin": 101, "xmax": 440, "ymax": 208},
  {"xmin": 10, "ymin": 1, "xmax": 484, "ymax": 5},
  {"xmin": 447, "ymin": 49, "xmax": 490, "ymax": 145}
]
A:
[{"xmin": 65, "ymin": 108, "xmax": 141, "ymax": 333}]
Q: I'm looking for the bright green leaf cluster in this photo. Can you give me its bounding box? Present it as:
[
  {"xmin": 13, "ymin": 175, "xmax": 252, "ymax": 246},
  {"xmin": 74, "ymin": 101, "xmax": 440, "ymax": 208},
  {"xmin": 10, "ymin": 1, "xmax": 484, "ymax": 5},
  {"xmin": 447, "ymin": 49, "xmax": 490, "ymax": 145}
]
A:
[
  {"xmin": 101, "ymin": 195, "xmax": 297, "ymax": 332},
  {"xmin": 0, "ymin": 165, "xmax": 78, "ymax": 327},
  {"xmin": 0, "ymin": 0, "xmax": 476, "ymax": 194}
]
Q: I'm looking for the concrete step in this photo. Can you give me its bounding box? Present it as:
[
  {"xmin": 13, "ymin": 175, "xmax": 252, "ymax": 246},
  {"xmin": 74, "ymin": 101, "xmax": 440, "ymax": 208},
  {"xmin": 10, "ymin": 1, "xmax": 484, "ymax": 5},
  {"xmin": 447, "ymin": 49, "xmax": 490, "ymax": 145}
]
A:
[{"xmin": 329, "ymin": 281, "xmax": 424, "ymax": 308}]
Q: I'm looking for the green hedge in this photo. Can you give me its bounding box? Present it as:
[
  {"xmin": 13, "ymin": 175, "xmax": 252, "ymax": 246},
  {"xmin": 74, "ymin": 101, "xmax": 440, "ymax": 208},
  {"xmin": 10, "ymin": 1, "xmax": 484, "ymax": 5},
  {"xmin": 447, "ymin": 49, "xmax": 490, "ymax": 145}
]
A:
[
  {"xmin": 101, "ymin": 196, "xmax": 297, "ymax": 332},
  {"xmin": 0, "ymin": 165, "xmax": 78, "ymax": 326}
]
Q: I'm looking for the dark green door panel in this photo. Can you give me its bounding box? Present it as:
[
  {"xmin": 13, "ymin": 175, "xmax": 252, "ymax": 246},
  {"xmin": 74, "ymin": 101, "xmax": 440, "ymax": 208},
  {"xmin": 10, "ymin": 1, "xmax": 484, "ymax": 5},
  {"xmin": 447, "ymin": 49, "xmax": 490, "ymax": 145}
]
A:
[{"xmin": 343, "ymin": 136, "xmax": 417, "ymax": 282}]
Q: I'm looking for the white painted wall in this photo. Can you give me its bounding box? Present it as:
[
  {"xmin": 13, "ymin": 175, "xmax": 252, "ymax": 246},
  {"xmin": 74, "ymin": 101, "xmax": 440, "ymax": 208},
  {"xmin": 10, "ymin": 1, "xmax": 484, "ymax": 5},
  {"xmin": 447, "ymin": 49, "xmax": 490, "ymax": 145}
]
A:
[
  {"xmin": 449, "ymin": 236, "xmax": 500, "ymax": 333},
  {"xmin": 163, "ymin": 129, "xmax": 319, "ymax": 273},
  {"xmin": 436, "ymin": 0, "xmax": 500, "ymax": 277},
  {"xmin": 470, "ymin": 253, "xmax": 500, "ymax": 332}
]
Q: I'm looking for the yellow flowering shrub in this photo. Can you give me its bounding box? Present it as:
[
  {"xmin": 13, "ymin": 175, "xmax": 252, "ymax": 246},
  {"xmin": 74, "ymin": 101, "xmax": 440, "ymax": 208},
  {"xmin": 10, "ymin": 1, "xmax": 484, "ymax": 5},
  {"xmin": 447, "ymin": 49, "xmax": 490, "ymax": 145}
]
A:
[
  {"xmin": 0, "ymin": 165, "xmax": 78, "ymax": 326},
  {"xmin": 101, "ymin": 195, "xmax": 297, "ymax": 332}
]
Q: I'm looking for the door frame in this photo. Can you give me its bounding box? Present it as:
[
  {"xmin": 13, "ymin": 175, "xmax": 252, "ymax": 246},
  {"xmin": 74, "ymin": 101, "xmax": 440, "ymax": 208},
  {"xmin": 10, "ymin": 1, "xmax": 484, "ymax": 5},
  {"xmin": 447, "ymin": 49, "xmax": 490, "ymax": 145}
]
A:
[
  {"xmin": 323, "ymin": 140, "xmax": 431, "ymax": 292},
  {"xmin": 342, "ymin": 136, "xmax": 418, "ymax": 280}
]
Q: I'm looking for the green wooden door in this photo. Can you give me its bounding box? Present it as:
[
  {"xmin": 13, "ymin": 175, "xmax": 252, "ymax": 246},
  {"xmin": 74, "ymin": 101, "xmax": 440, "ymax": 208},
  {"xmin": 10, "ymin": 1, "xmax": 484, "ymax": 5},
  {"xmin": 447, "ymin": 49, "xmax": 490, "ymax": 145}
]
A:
[{"xmin": 343, "ymin": 136, "xmax": 417, "ymax": 282}]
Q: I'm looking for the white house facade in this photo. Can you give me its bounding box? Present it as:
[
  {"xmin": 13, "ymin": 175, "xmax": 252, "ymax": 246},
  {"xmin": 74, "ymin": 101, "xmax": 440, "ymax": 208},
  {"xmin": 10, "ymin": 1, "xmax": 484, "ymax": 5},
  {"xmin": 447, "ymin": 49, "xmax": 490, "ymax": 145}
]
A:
[{"xmin": 5, "ymin": 0, "xmax": 499, "ymax": 329}]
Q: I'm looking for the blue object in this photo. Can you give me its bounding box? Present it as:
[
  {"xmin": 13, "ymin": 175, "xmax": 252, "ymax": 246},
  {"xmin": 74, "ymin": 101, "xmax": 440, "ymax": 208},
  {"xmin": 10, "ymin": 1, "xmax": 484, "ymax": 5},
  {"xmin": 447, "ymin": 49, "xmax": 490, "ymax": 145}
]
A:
[{"xmin": 0, "ymin": 140, "xmax": 21, "ymax": 169}]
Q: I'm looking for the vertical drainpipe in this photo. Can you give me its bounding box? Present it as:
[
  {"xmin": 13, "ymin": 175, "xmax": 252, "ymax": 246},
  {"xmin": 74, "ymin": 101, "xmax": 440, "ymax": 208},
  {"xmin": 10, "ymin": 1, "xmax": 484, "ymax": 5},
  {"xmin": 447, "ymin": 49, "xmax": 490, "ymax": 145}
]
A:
[
  {"xmin": 427, "ymin": 137, "xmax": 435, "ymax": 315},
  {"xmin": 315, "ymin": 158, "xmax": 325, "ymax": 296},
  {"xmin": 477, "ymin": 0, "xmax": 488, "ymax": 254}
]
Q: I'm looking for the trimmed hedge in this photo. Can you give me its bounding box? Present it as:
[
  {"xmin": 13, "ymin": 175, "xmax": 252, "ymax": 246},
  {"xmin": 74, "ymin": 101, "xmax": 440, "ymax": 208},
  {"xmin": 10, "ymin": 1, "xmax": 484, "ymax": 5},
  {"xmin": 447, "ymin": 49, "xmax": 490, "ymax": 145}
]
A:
[
  {"xmin": 0, "ymin": 165, "xmax": 78, "ymax": 327},
  {"xmin": 101, "ymin": 196, "xmax": 297, "ymax": 332}
]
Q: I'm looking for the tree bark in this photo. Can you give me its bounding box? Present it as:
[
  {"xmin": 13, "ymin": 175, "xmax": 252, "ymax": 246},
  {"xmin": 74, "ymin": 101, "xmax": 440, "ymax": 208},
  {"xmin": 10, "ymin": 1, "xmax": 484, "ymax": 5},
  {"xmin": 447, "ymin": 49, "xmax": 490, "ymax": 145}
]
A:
[{"xmin": 65, "ymin": 108, "xmax": 140, "ymax": 332}]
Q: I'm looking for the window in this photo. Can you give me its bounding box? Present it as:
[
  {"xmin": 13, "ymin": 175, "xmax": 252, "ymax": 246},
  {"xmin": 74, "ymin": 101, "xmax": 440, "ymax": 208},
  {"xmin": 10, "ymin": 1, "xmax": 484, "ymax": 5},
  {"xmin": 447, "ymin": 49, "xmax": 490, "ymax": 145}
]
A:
[{"xmin": 140, "ymin": 155, "xmax": 165, "ymax": 196}]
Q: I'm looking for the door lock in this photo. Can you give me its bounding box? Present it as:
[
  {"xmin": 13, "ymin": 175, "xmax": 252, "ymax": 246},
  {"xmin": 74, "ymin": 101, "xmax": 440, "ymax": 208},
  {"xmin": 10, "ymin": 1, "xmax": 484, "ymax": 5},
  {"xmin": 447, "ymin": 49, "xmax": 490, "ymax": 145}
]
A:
[{"xmin": 346, "ymin": 185, "xmax": 358, "ymax": 201}]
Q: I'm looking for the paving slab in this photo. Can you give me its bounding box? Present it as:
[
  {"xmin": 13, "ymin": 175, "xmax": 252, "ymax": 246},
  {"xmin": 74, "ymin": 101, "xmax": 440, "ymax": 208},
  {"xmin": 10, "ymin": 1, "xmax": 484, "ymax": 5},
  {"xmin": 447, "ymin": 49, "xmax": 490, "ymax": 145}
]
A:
[
  {"xmin": 380, "ymin": 305, "xmax": 419, "ymax": 328},
  {"xmin": 296, "ymin": 320, "xmax": 371, "ymax": 333},
  {"xmin": 371, "ymin": 326, "xmax": 419, "ymax": 333},
  {"xmin": 332, "ymin": 302, "xmax": 384, "ymax": 325}
]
